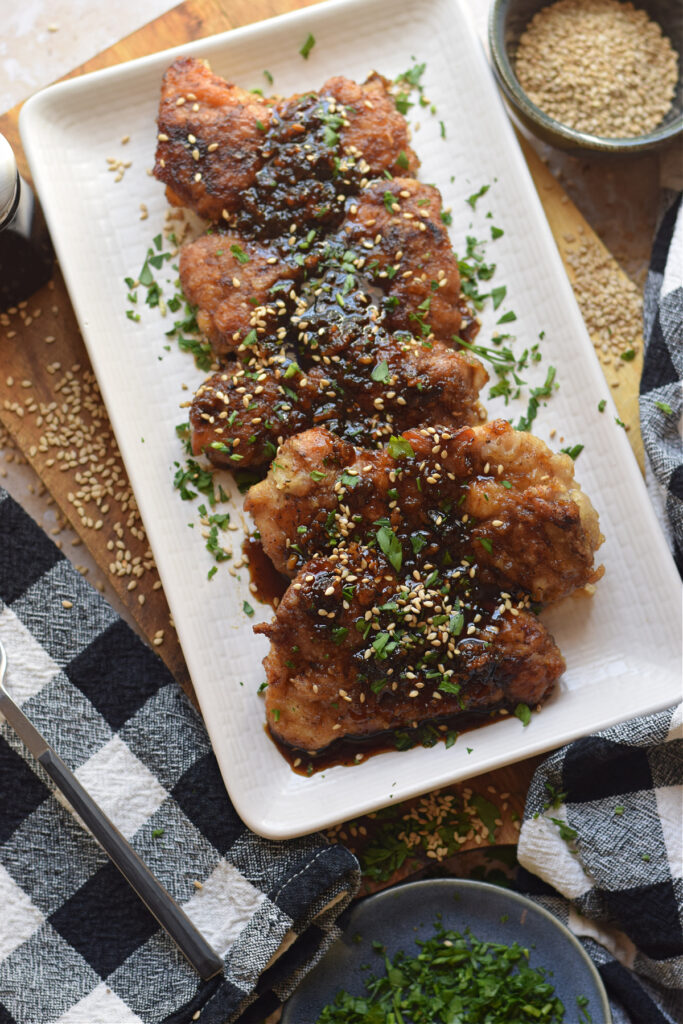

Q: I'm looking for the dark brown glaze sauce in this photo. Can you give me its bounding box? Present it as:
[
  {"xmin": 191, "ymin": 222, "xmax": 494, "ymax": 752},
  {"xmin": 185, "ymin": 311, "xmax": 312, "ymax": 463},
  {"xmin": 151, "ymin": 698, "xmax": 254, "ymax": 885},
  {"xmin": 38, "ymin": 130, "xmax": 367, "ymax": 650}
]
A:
[
  {"xmin": 265, "ymin": 708, "xmax": 511, "ymax": 775},
  {"xmin": 244, "ymin": 537, "xmax": 288, "ymax": 608}
]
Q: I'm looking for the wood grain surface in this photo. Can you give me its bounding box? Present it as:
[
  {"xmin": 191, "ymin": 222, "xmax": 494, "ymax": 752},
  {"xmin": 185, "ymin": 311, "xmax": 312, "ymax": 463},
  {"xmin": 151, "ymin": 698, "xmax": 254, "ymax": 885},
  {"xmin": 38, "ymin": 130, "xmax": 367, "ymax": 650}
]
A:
[{"xmin": 0, "ymin": 0, "xmax": 647, "ymax": 849}]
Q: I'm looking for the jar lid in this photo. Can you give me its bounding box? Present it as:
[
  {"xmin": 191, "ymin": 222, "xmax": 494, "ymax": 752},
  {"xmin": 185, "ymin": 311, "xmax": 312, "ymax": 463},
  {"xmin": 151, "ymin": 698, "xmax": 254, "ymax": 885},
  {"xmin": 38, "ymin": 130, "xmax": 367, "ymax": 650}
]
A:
[{"xmin": 0, "ymin": 133, "xmax": 19, "ymax": 226}]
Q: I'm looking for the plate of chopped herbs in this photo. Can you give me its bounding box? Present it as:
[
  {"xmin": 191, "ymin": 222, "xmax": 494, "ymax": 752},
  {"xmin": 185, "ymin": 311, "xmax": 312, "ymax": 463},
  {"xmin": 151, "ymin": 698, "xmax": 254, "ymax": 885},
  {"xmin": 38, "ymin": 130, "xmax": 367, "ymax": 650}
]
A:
[
  {"xmin": 281, "ymin": 879, "xmax": 611, "ymax": 1022},
  {"xmin": 19, "ymin": 0, "xmax": 681, "ymax": 838}
]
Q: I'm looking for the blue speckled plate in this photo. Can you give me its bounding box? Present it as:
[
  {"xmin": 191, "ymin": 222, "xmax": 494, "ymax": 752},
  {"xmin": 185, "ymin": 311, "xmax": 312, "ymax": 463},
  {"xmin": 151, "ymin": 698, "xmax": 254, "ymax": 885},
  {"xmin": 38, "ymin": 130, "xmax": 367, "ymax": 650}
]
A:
[{"xmin": 282, "ymin": 879, "xmax": 612, "ymax": 1023}]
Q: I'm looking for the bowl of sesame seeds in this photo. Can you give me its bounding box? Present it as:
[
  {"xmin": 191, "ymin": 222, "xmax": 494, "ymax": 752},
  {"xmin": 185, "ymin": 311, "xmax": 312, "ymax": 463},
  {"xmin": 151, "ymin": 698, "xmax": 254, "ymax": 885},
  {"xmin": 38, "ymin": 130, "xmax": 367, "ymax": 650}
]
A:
[{"xmin": 489, "ymin": 0, "xmax": 682, "ymax": 154}]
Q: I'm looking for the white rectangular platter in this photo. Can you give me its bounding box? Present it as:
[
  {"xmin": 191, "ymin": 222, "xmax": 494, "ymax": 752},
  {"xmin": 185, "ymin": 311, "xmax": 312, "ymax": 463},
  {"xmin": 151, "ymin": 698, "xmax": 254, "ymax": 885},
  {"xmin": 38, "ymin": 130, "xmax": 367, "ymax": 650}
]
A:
[{"xmin": 20, "ymin": 0, "xmax": 681, "ymax": 838}]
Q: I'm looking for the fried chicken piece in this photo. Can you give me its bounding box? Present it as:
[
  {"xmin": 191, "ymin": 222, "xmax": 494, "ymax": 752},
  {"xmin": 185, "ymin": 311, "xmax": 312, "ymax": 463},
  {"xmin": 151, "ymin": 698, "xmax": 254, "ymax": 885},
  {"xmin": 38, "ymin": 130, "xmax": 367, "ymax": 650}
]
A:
[
  {"xmin": 245, "ymin": 420, "xmax": 603, "ymax": 603},
  {"xmin": 178, "ymin": 233, "xmax": 301, "ymax": 357},
  {"xmin": 154, "ymin": 59, "xmax": 419, "ymax": 227},
  {"xmin": 189, "ymin": 335, "xmax": 487, "ymax": 469},
  {"xmin": 179, "ymin": 176, "xmax": 463, "ymax": 359},
  {"xmin": 256, "ymin": 546, "xmax": 565, "ymax": 752},
  {"xmin": 155, "ymin": 58, "xmax": 273, "ymax": 222},
  {"xmin": 321, "ymin": 73, "xmax": 419, "ymax": 178},
  {"xmin": 338, "ymin": 178, "xmax": 463, "ymax": 339}
]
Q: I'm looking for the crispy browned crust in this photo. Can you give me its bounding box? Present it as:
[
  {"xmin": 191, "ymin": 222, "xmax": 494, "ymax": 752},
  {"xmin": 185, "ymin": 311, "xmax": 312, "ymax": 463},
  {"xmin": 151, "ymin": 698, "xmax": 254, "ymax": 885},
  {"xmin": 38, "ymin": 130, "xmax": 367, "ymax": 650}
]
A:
[
  {"xmin": 178, "ymin": 234, "xmax": 301, "ymax": 358},
  {"xmin": 246, "ymin": 420, "xmax": 603, "ymax": 603},
  {"xmin": 257, "ymin": 547, "xmax": 565, "ymax": 752},
  {"xmin": 339, "ymin": 178, "xmax": 462, "ymax": 339},
  {"xmin": 190, "ymin": 340, "xmax": 486, "ymax": 469},
  {"xmin": 154, "ymin": 57, "xmax": 273, "ymax": 221},
  {"xmin": 154, "ymin": 59, "xmax": 419, "ymax": 224}
]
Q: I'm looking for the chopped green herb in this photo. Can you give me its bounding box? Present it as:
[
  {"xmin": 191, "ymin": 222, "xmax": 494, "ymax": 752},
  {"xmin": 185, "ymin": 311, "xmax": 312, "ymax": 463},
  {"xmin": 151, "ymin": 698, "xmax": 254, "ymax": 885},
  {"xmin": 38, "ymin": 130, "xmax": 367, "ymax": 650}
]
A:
[
  {"xmin": 491, "ymin": 225, "xmax": 504, "ymax": 239},
  {"xmin": 491, "ymin": 285, "xmax": 506, "ymax": 310},
  {"xmin": 514, "ymin": 702, "xmax": 532, "ymax": 726},
  {"xmin": 598, "ymin": 399, "xmax": 607, "ymax": 412},
  {"xmin": 243, "ymin": 600, "xmax": 254, "ymax": 617},
  {"xmin": 478, "ymin": 536, "xmax": 493, "ymax": 554},
  {"xmin": 614, "ymin": 805, "xmax": 625, "ymax": 816},
  {"xmin": 620, "ymin": 348, "xmax": 636, "ymax": 361},
  {"xmin": 207, "ymin": 566, "xmax": 217, "ymax": 580},
  {"xmin": 263, "ymin": 69, "xmax": 273, "ymax": 85},
  {"xmin": 655, "ymin": 400, "xmax": 673, "ymax": 415},
  {"xmin": 310, "ymin": 470, "xmax": 326, "ymax": 482},
  {"xmin": 230, "ymin": 243, "xmax": 249, "ymax": 265},
  {"xmin": 387, "ymin": 435, "xmax": 415, "ymax": 459},
  {"xmin": 152, "ymin": 828, "xmax": 164, "ymax": 839},
  {"xmin": 396, "ymin": 149, "xmax": 409, "ymax": 170},
  {"xmin": 496, "ymin": 309, "xmax": 517, "ymax": 324},
  {"xmin": 550, "ymin": 816, "xmax": 578, "ymax": 843},
  {"xmin": 560, "ymin": 444, "xmax": 584, "ymax": 460},
  {"xmin": 376, "ymin": 525, "xmax": 402, "ymax": 572},
  {"xmin": 272, "ymin": 708, "xmax": 281, "ymax": 722},
  {"xmin": 440, "ymin": 209, "xmax": 453, "ymax": 226},
  {"xmin": 299, "ymin": 33, "xmax": 315, "ymax": 59},
  {"xmin": 466, "ymin": 184, "xmax": 490, "ymax": 209},
  {"xmin": 371, "ymin": 360, "xmax": 391, "ymax": 383}
]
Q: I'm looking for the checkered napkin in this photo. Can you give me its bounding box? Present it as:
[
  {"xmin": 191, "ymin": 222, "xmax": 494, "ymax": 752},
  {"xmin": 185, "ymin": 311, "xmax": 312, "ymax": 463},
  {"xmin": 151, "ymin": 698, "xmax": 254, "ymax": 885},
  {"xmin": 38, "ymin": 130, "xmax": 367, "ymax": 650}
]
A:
[
  {"xmin": 640, "ymin": 190, "xmax": 683, "ymax": 575},
  {"xmin": 517, "ymin": 707, "xmax": 683, "ymax": 1024},
  {"xmin": 0, "ymin": 486, "xmax": 360, "ymax": 1024}
]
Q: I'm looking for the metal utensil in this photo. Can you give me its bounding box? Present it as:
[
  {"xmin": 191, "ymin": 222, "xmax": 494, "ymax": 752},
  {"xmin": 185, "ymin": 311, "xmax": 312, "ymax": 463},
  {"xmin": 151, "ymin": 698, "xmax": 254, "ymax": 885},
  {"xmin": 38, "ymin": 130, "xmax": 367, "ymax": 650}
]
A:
[{"xmin": 0, "ymin": 638, "xmax": 223, "ymax": 981}]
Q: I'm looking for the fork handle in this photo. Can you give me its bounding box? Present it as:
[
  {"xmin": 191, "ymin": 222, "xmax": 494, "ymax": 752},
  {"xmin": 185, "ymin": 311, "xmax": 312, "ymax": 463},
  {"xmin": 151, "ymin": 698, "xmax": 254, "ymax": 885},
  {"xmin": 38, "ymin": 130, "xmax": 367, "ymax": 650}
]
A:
[{"xmin": 39, "ymin": 748, "xmax": 223, "ymax": 981}]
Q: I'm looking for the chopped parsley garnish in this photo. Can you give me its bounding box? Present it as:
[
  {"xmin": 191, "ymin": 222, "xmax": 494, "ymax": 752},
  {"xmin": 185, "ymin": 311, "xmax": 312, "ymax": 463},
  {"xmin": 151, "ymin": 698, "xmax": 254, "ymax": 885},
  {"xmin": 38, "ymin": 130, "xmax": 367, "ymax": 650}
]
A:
[
  {"xmin": 560, "ymin": 444, "xmax": 584, "ymax": 460},
  {"xmin": 550, "ymin": 816, "xmax": 578, "ymax": 843},
  {"xmin": 339, "ymin": 470, "xmax": 359, "ymax": 490},
  {"xmin": 396, "ymin": 150, "xmax": 409, "ymax": 170},
  {"xmin": 516, "ymin": 366, "xmax": 557, "ymax": 432},
  {"xmin": 387, "ymin": 435, "xmax": 415, "ymax": 459},
  {"xmin": 299, "ymin": 33, "xmax": 316, "ymax": 59},
  {"xmin": 490, "ymin": 285, "xmax": 506, "ymax": 310},
  {"xmin": 466, "ymin": 183, "xmax": 490, "ymax": 209},
  {"xmin": 310, "ymin": 470, "xmax": 326, "ymax": 482},
  {"xmin": 230, "ymin": 243, "xmax": 249, "ymax": 265},
  {"xmin": 598, "ymin": 399, "xmax": 607, "ymax": 412},
  {"xmin": 316, "ymin": 923, "xmax": 567, "ymax": 1023},
  {"xmin": 440, "ymin": 209, "xmax": 453, "ymax": 226},
  {"xmin": 478, "ymin": 537, "xmax": 493, "ymax": 554},
  {"xmin": 371, "ymin": 360, "xmax": 391, "ymax": 383},
  {"xmin": 496, "ymin": 309, "xmax": 517, "ymax": 324},
  {"xmin": 655, "ymin": 400, "xmax": 673, "ymax": 415},
  {"xmin": 376, "ymin": 525, "xmax": 402, "ymax": 572},
  {"xmin": 243, "ymin": 600, "xmax": 254, "ymax": 617},
  {"xmin": 514, "ymin": 702, "xmax": 532, "ymax": 726},
  {"xmin": 383, "ymin": 190, "xmax": 399, "ymax": 212},
  {"xmin": 620, "ymin": 348, "xmax": 636, "ymax": 361},
  {"xmin": 263, "ymin": 69, "xmax": 273, "ymax": 85},
  {"xmin": 491, "ymin": 225, "xmax": 504, "ymax": 239}
]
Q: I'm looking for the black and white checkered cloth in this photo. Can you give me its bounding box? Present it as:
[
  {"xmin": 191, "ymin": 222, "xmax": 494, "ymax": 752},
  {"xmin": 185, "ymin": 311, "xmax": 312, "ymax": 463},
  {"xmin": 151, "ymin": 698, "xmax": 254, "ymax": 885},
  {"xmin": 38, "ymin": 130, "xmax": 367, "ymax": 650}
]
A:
[
  {"xmin": 517, "ymin": 190, "xmax": 683, "ymax": 1024},
  {"xmin": 640, "ymin": 191, "xmax": 683, "ymax": 575},
  {"xmin": 0, "ymin": 486, "xmax": 360, "ymax": 1024},
  {"xmin": 517, "ymin": 708, "xmax": 683, "ymax": 1024}
]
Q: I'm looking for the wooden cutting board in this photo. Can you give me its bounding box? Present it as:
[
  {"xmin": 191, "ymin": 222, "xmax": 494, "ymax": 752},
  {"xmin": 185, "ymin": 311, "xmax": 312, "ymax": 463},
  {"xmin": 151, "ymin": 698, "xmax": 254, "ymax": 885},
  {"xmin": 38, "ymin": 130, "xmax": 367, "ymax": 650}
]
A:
[{"xmin": 0, "ymin": 0, "xmax": 645, "ymax": 848}]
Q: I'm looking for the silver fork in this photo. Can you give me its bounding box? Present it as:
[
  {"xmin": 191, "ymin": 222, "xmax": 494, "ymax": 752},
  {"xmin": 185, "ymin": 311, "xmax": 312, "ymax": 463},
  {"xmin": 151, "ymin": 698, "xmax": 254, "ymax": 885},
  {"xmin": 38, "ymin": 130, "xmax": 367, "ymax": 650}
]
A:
[{"xmin": 0, "ymin": 638, "xmax": 223, "ymax": 981}]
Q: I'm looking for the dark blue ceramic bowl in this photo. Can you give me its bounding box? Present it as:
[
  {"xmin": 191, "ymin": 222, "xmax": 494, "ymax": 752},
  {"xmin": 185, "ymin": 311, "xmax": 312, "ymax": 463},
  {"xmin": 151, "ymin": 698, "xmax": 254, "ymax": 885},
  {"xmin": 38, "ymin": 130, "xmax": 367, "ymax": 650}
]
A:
[{"xmin": 282, "ymin": 878, "xmax": 612, "ymax": 1023}]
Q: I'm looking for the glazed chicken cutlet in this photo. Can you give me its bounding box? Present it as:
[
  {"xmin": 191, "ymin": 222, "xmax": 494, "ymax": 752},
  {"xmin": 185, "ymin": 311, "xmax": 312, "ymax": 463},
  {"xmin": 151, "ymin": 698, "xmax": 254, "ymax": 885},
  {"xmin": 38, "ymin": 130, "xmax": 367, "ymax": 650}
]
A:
[
  {"xmin": 152, "ymin": 57, "xmax": 605, "ymax": 764},
  {"xmin": 154, "ymin": 57, "xmax": 418, "ymax": 229},
  {"xmin": 246, "ymin": 423, "xmax": 602, "ymax": 752}
]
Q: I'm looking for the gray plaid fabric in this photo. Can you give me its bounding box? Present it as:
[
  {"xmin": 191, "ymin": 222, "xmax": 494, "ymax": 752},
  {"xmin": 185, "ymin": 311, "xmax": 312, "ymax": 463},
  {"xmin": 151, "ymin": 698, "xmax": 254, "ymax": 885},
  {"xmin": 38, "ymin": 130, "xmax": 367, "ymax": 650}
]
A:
[
  {"xmin": 0, "ymin": 486, "xmax": 360, "ymax": 1024},
  {"xmin": 640, "ymin": 191, "xmax": 683, "ymax": 574},
  {"xmin": 518, "ymin": 707, "xmax": 683, "ymax": 1024}
]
